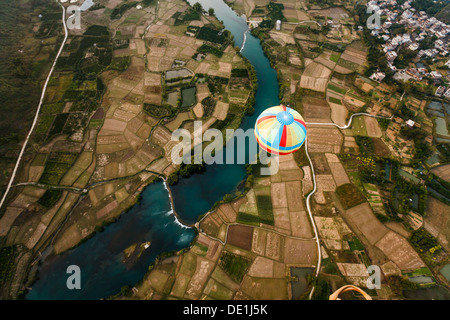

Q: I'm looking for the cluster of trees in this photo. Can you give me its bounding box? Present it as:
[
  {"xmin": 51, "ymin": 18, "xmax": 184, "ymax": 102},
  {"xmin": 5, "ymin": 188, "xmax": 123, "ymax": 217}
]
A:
[
  {"xmin": 166, "ymin": 157, "xmax": 206, "ymax": 186},
  {"xmin": 412, "ymin": 0, "xmax": 447, "ymax": 16},
  {"xmin": 409, "ymin": 227, "xmax": 441, "ymax": 255},
  {"xmin": 355, "ymin": 5, "xmax": 393, "ymax": 81},
  {"xmin": 196, "ymin": 27, "xmax": 228, "ymax": 44},
  {"xmin": 399, "ymin": 126, "xmax": 432, "ymax": 164},
  {"xmin": 355, "ymin": 135, "xmax": 375, "ymax": 155},
  {"xmin": 394, "ymin": 47, "xmax": 417, "ymax": 69},
  {"xmin": 110, "ymin": 1, "xmax": 138, "ymax": 20},
  {"xmin": 0, "ymin": 246, "xmax": 17, "ymax": 286}
]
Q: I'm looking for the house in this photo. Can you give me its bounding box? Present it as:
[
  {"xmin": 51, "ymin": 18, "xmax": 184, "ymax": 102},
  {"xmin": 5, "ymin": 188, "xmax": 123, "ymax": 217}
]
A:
[
  {"xmin": 444, "ymin": 88, "xmax": 450, "ymax": 98},
  {"xmin": 408, "ymin": 42, "xmax": 419, "ymax": 51},
  {"xmin": 430, "ymin": 71, "xmax": 442, "ymax": 79},
  {"xmin": 386, "ymin": 51, "xmax": 397, "ymax": 62},
  {"xmin": 406, "ymin": 119, "xmax": 415, "ymax": 128},
  {"xmin": 435, "ymin": 86, "xmax": 446, "ymax": 96},
  {"xmin": 370, "ymin": 72, "xmax": 386, "ymax": 82}
]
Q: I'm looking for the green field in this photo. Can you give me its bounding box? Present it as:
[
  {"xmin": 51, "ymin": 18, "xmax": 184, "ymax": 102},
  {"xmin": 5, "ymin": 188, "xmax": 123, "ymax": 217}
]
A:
[
  {"xmin": 329, "ymin": 97, "xmax": 342, "ymax": 104},
  {"xmin": 218, "ymin": 251, "xmax": 252, "ymax": 283},
  {"xmin": 256, "ymin": 195, "xmax": 274, "ymax": 225},
  {"xmin": 327, "ymin": 83, "xmax": 347, "ymax": 95}
]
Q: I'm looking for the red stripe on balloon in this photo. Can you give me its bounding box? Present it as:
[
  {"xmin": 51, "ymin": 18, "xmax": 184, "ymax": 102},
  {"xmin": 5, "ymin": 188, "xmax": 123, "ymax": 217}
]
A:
[
  {"xmin": 257, "ymin": 115, "xmax": 276, "ymax": 124},
  {"xmin": 294, "ymin": 118, "xmax": 306, "ymax": 128},
  {"xmin": 279, "ymin": 125, "xmax": 287, "ymax": 147}
]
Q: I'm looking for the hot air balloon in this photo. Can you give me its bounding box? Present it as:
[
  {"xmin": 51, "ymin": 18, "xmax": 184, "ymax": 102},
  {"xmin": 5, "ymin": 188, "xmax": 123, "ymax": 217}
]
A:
[{"xmin": 254, "ymin": 105, "xmax": 307, "ymax": 155}]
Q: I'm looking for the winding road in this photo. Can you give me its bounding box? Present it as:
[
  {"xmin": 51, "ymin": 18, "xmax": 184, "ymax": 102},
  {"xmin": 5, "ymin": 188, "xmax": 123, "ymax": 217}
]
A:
[{"xmin": 0, "ymin": 0, "xmax": 69, "ymax": 211}]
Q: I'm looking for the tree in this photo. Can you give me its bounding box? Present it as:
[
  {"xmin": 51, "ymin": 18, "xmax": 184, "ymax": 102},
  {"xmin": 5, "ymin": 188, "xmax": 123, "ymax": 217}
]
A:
[
  {"xmin": 208, "ymin": 8, "xmax": 215, "ymax": 16},
  {"xmin": 193, "ymin": 2, "xmax": 203, "ymax": 13},
  {"xmin": 121, "ymin": 285, "xmax": 131, "ymax": 296}
]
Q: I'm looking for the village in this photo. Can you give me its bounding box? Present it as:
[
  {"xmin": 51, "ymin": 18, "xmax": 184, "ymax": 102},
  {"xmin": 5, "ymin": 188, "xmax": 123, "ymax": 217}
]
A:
[{"xmin": 366, "ymin": 0, "xmax": 450, "ymax": 99}]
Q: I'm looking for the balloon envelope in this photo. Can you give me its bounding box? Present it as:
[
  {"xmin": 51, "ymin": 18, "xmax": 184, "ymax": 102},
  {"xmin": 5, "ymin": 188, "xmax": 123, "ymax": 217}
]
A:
[{"xmin": 254, "ymin": 105, "xmax": 307, "ymax": 155}]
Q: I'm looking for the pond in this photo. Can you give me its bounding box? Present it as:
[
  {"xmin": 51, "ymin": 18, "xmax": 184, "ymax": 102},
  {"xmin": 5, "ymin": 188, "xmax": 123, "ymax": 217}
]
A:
[
  {"xmin": 290, "ymin": 267, "xmax": 314, "ymax": 300},
  {"xmin": 408, "ymin": 276, "xmax": 434, "ymax": 284},
  {"xmin": 180, "ymin": 86, "xmax": 196, "ymax": 108},
  {"xmin": 427, "ymin": 101, "xmax": 450, "ymax": 143},
  {"xmin": 403, "ymin": 285, "xmax": 450, "ymax": 300},
  {"xmin": 439, "ymin": 264, "xmax": 450, "ymax": 282},
  {"xmin": 398, "ymin": 169, "xmax": 420, "ymax": 184},
  {"xmin": 165, "ymin": 68, "xmax": 193, "ymax": 80}
]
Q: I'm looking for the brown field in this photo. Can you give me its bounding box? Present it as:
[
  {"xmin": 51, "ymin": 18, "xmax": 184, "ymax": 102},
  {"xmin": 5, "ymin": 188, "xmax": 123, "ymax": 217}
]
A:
[
  {"xmin": 424, "ymin": 197, "xmax": 450, "ymax": 251},
  {"xmin": 165, "ymin": 111, "xmax": 193, "ymax": 132},
  {"xmin": 0, "ymin": 207, "xmax": 24, "ymax": 236},
  {"xmin": 265, "ymin": 231, "xmax": 281, "ymax": 260},
  {"xmin": 325, "ymin": 153, "xmax": 350, "ymax": 186},
  {"xmin": 102, "ymin": 119, "xmax": 127, "ymax": 132},
  {"xmin": 303, "ymin": 97, "xmax": 331, "ymax": 122},
  {"xmin": 314, "ymin": 174, "xmax": 336, "ymax": 204},
  {"xmin": 306, "ymin": 126, "xmax": 343, "ymax": 153},
  {"xmin": 217, "ymin": 203, "xmax": 237, "ymax": 223},
  {"xmin": 240, "ymin": 277, "xmax": 288, "ymax": 299},
  {"xmin": 375, "ymin": 231, "xmax": 426, "ymax": 271},
  {"xmin": 290, "ymin": 210, "xmax": 314, "ymax": 238},
  {"xmin": 213, "ymin": 101, "xmax": 229, "ymax": 121},
  {"xmin": 329, "ymin": 102, "xmax": 348, "ymax": 127},
  {"xmin": 431, "ymin": 164, "xmax": 450, "ymax": 181},
  {"xmin": 314, "ymin": 53, "xmax": 337, "ymax": 70},
  {"xmin": 195, "ymin": 62, "xmax": 210, "ymax": 74},
  {"xmin": 251, "ymin": 228, "xmax": 267, "ymax": 256},
  {"xmin": 271, "ymin": 182, "xmax": 288, "ymax": 209},
  {"xmin": 285, "ymin": 180, "xmax": 304, "ymax": 211},
  {"xmin": 340, "ymin": 47, "xmax": 366, "ymax": 65},
  {"xmin": 185, "ymin": 256, "xmax": 215, "ymax": 298},
  {"xmin": 364, "ymin": 116, "xmax": 382, "ymax": 137},
  {"xmin": 248, "ymin": 256, "xmax": 274, "ymax": 278},
  {"xmin": 284, "ymin": 238, "xmax": 317, "ymax": 265},
  {"xmin": 273, "ymin": 207, "xmax": 290, "ymax": 232},
  {"xmin": 310, "ymin": 153, "xmax": 331, "ymax": 174},
  {"xmin": 300, "ymin": 62, "xmax": 331, "ymax": 92},
  {"xmin": 333, "ymin": 64, "xmax": 353, "ymax": 74},
  {"xmin": 269, "ymin": 31, "xmax": 296, "ymax": 45},
  {"xmin": 152, "ymin": 126, "xmax": 172, "ymax": 146},
  {"xmin": 342, "ymin": 203, "xmax": 388, "ymax": 245},
  {"xmin": 227, "ymin": 225, "xmax": 253, "ymax": 251}
]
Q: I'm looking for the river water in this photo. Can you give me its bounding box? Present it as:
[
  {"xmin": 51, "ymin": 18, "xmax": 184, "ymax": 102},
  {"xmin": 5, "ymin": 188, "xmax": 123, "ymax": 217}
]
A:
[
  {"xmin": 171, "ymin": 0, "xmax": 279, "ymax": 224},
  {"xmin": 27, "ymin": 0, "xmax": 279, "ymax": 299}
]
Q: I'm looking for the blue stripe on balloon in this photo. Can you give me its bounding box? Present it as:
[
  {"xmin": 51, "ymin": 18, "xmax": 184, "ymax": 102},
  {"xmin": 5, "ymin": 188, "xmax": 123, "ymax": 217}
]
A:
[{"xmin": 293, "ymin": 120, "xmax": 307, "ymax": 136}]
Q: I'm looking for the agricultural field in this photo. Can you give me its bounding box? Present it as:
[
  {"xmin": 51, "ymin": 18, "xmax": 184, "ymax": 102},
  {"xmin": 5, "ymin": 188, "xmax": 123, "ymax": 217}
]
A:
[
  {"xmin": 2, "ymin": 0, "xmax": 449, "ymax": 302},
  {"xmin": 0, "ymin": 0, "xmax": 259, "ymax": 299}
]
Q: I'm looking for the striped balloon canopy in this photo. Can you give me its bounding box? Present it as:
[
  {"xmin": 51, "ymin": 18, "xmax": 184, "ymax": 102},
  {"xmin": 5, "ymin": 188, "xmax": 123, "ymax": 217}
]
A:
[{"xmin": 254, "ymin": 105, "xmax": 307, "ymax": 155}]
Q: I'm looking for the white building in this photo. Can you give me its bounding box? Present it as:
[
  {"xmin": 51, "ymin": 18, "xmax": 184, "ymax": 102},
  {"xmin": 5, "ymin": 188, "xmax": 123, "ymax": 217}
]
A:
[{"xmin": 275, "ymin": 20, "xmax": 281, "ymax": 30}]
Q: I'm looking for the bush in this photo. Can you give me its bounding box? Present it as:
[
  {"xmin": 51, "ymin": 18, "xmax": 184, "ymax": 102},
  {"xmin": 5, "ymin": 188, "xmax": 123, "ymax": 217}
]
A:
[
  {"xmin": 143, "ymin": 103, "xmax": 173, "ymax": 118},
  {"xmin": 120, "ymin": 285, "xmax": 132, "ymax": 296},
  {"xmin": 37, "ymin": 190, "xmax": 62, "ymax": 208}
]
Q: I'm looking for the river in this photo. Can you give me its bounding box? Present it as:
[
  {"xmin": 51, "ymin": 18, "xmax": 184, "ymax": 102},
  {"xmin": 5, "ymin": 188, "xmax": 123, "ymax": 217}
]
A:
[{"xmin": 27, "ymin": 0, "xmax": 279, "ymax": 299}]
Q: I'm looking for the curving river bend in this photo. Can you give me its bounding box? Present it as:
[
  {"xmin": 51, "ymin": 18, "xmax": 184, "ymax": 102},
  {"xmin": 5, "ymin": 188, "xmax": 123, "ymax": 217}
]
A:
[{"xmin": 27, "ymin": 0, "xmax": 279, "ymax": 300}]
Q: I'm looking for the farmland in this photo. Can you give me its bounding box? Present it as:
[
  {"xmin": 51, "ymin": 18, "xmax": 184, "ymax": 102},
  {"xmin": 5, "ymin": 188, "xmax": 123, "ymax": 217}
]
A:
[
  {"xmin": 1, "ymin": 0, "xmax": 449, "ymax": 302},
  {"xmin": 0, "ymin": 0, "xmax": 258, "ymax": 299}
]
